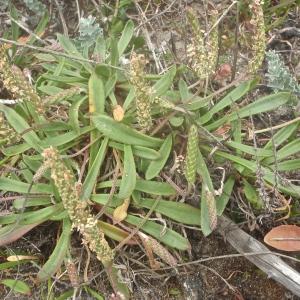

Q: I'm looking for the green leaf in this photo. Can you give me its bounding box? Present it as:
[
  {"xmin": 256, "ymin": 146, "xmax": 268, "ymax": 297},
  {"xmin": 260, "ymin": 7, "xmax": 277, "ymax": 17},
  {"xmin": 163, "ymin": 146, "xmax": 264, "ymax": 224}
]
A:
[
  {"xmin": 243, "ymin": 179, "xmax": 263, "ymax": 209},
  {"xmin": 199, "ymin": 80, "xmax": 256, "ymax": 124},
  {"xmin": 98, "ymin": 179, "xmax": 175, "ymax": 196},
  {"xmin": 200, "ymin": 183, "xmax": 213, "ymax": 237},
  {"xmin": 55, "ymin": 289, "xmax": 75, "ymax": 300},
  {"xmin": 0, "ymin": 261, "xmax": 30, "ymax": 271},
  {"xmin": 1, "ymin": 279, "xmax": 31, "ymax": 295},
  {"xmin": 0, "ymin": 223, "xmax": 40, "ymax": 246},
  {"xmin": 1, "ymin": 143, "xmax": 31, "ymax": 156},
  {"xmin": 93, "ymin": 36, "xmax": 106, "ymax": 60},
  {"xmin": 139, "ymin": 198, "xmax": 201, "ymax": 226},
  {"xmin": 263, "ymin": 138, "xmax": 300, "ymax": 165},
  {"xmin": 88, "ymin": 72, "xmax": 105, "ymax": 114},
  {"xmin": 226, "ymin": 141, "xmax": 273, "ymax": 157},
  {"xmin": 207, "ymin": 147, "xmax": 300, "ymax": 197},
  {"xmin": 37, "ymin": 218, "xmax": 71, "ymax": 281},
  {"xmin": 206, "ymin": 92, "xmax": 291, "ymax": 131},
  {"xmin": 117, "ymin": 20, "xmax": 134, "ymax": 56},
  {"xmin": 81, "ymin": 137, "xmax": 108, "ymax": 200},
  {"xmin": 69, "ymin": 96, "xmax": 86, "ymax": 133},
  {"xmin": 92, "ymin": 115, "xmax": 162, "ymax": 148},
  {"xmin": 263, "ymin": 121, "xmax": 299, "ymax": 150},
  {"xmin": 179, "ymin": 79, "xmax": 189, "ymax": 102},
  {"xmin": 0, "ymin": 104, "xmax": 42, "ymax": 152},
  {"xmin": 13, "ymin": 197, "xmax": 51, "ymax": 209},
  {"xmin": 110, "ymin": 37, "xmax": 119, "ymax": 67},
  {"xmin": 0, "ymin": 203, "xmax": 63, "ymax": 225},
  {"xmin": 152, "ymin": 66, "xmax": 176, "ymax": 98},
  {"xmin": 197, "ymin": 148, "xmax": 216, "ymax": 236},
  {"xmin": 109, "ymin": 141, "xmax": 161, "ymax": 160},
  {"xmin": 118, "ymin": 145, "xmax": 136, "ymax": 200},
  {"xmin": 216, "ymin": 176, "xmax": 235, "ymax": 216},
  {"xmin": 98, "ymin": 221, "xmax": 134, "ymax": 243},
  {"xmin": 19, "ymin": 204, "xmax": 64, "ymax": 225},
  {"xmin": 0, "ymin": 178, "xmax": 53, "ymax": 194},
  {"xmin": 84, "ymin": 287, "xmax": 104, "ymax": 300},
  {"xmin": 57, "ymin": 34, "xmax": 92, "ymax": 72},
  {"xmin": 135, "ymin": 180, "xmax": 175, "ymax": 196},
  {"xmin": 145, "ymin": 134, "xmax": 172, "ymax": 180},
  {"xmin": 123, "ymin": 87, "xmax": 135, "ymax": 111},
  {"xmin": 270, "ymin": 159, "xmax": 300, "ymax": 172},
  {"xmin": 105, "ymin": 207, "xmax": 190, "ymax": 250},
  {"xmin": 41, "ymin": 126, "xmax": 92, "ymax": 148}
]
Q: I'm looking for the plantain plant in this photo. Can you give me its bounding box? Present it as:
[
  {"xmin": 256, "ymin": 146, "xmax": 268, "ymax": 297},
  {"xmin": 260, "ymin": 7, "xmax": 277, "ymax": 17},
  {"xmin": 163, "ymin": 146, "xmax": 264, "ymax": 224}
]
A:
[{"xmin": 0, "ymin": 2, "xmax": 299, "ymax": 298}]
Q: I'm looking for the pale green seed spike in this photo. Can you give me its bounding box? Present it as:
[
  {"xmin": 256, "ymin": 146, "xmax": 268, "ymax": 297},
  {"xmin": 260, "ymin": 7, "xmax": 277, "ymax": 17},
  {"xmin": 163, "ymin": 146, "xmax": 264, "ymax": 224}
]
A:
[
  {"xmin": 0, "ymin": 112, "xmax": 20, "ymax": 145},
  {"xmin": 130, "ymin": 52, "xmax": 153, "ymax": 131},
  {"xmin": 42, "ymin": 147, "xmax": 114, "ymax": 265},
  {"xmin": 186, "ymin": 8, "xmax": 219, "ymax": 79},
  {"xmin": 248, "ymin": 0, "xmax": 266, "ymax": 75},
  {"xmin": 184, "ymin": 125, "xmax": 198, "ymax": 184},
  {"xmin": 0, "ymin": 45, "xmax": 44, "ymax": 113}
]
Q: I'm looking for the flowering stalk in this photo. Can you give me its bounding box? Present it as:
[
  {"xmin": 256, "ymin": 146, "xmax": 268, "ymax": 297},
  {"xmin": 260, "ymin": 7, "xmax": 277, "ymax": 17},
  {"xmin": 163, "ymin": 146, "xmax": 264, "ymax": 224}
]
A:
[
  {"xmin": 184, "ymin": 125, "xmax": 198, "ymax": 184},
  {"xmin": 247, "ymin": 0, "xmax": 266, "ymax": 75},
  {"xmin": 0, "ymin": 45, "xmax": 44, "ymax": 113},
  {"xmin": 0, "ymin": 112, "xmax": 20, "ymax": 145},
  {"xmin": 42, "ymin": 147, "xmax": 114, "ymax": 265},
  {"xmin": 186, "ymin": 8, "xmax": 219, "ymax": 79},
  {"xmin": 130, "ymin": 52, "xmax": 153, "ymax": 131}
]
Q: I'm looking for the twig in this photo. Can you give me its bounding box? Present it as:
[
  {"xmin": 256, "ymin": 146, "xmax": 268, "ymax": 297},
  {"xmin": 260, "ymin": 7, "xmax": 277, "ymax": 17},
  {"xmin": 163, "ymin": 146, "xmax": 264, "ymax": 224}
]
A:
[
  {"xmin": 54, "ymin": 0, "xmax": 69, "ymax": 36},
  {"xmin": 231, "ymin": 1, "xmax": 239, "ymax": 82},
  {"xmin": 114, "ymin": 198, "xmax": 160, "ymax": 251},
  {"xmin": 9, "ymin": 16, "xmax": 48, "ymax": 45},
  {"xmin": 204, "ymin": 1, "xmax": 237, "ymax": 38},
  {"xmin": 254, "ymin": 116, "xmax": 300, "ymax": 134}
]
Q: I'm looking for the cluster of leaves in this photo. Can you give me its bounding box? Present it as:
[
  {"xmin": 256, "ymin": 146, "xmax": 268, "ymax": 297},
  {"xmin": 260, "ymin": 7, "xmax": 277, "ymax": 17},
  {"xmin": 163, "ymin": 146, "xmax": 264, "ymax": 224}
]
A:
[
  {"xmin": 266, "ymin": 50, "xmax": 300, "ymax": 95},
  {"xmin": 0, "ymin": 2, "xmax": 300, "ymax": 298},
  {"xmin": 75, "ymin": 16, "xmax": 104, "ymax": 50}
]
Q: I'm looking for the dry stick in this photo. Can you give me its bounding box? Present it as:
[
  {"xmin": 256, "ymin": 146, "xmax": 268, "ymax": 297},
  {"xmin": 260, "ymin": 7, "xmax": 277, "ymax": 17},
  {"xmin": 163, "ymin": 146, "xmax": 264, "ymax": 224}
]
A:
[
  {"xmin": 150, "ymin": 111, "xmax": 176, "ymax": 136},
  {"xmin": 231, "ymin": 1, "xmax": 239, "ymax": 82},
  {"xmin": 75, "ymin": 0, "xmax": 82, "ymax": 30},
  {"xmin": 0, "ymin": 38, "xmax": 125, "ymax": 71},
  {"xmin": 113, "ymin": 0, "xmax": 120, "ymax": 18},
  {"xmin": 217, "ymin": 215, "xmax": 300, "ymax": 297},
  {"xmin": 53, "ymin": 0, "xmax": 69, "ymax": 36},
  {"xmin": 254, "ymin": 116, "xmax": 300, "ymax": 134},
  {"xmin": 114, "ymin": 198, "xmax": 160, "ymax": 251},
  {"xmin": 9, "ymin": 16, "xmax": 48, "ymax": 45},
  {"xmin": 136, "ymin": 0, "xmax": 177, "ymax": 30},
  {"xmin": 204, "ymin": 1, "xmax": 237, "ymax": 38},
  {"xmin": 136, "ymin": 251, "xmax": 300, "ymax": 272},
  {"xmin": 134, "ymin": 1, "xmax": 164, "ymax": 73},
  {"xmin": 83, "ymin": 243, "xmax": 91, "ymax": 283}
]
